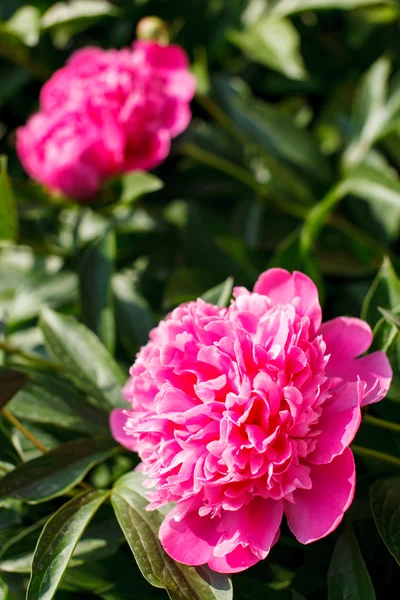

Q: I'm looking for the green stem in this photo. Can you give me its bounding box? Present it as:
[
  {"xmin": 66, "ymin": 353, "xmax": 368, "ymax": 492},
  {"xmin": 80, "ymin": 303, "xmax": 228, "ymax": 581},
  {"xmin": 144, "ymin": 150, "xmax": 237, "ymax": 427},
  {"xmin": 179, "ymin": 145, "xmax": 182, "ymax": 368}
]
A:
[
  {"xmin": 363, "ymin": 414, "xmax": 400, "ymax": 434},
  {"xmin": 352, "ymin": 444, "xmax": 400, "ymax": 468},
  {"xmin": 196, "ymin": 94, "xmax": 244, "ymax": 143},
  {"xmin": 2, "ymin": 408, "xmax": 48, "ymax": 453},
  {"xmin": 197, "ymin": 93, "xmax": 387, "ymax": 259},
  {"xmin": 182, "ymin": 143, "xmax": 308, "ymax": 220},
  {"xmin": 2, "ymin": 407, "xmax": 93, "ymax": 491},
  {"xmin": 0, "ymin": 340, "xmax": 60, "ymax": 371},
  {"xmin": 183, "ymin": 143, "xmax": 266, "ymax": 194}
]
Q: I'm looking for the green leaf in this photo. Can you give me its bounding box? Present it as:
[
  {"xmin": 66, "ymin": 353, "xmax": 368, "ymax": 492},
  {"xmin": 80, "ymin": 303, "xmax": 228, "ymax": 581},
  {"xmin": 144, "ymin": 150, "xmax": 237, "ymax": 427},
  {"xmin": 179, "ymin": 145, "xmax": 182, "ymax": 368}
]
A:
[
  {"xmin": 40, "ymin": 307, "xmax": 126, "ymax": 411},
  {"xmin": 59, "ymin": 563, "xmax": 114, "ymax": 595},
  {"xmin": 112, "ymin": 272, "xmax": 153, "ymax": 353},
  {"xmin": 0, "ymin": 571, "xmax": 26, "ymax": 600},
  {"xmin": 214, "ymin": 77, "xmax": 331, "ymax": 193},
  {"xmin": 9, "ymin": 271, "xmax": 78, "ymax": 326},
  {"xmin": 79, "ymin": 227, "xmax": 116, "ymax": 354},
  {"xmin": 0, "ymin": 418, "xmax": 21, "ymax": 466},
  {"xmin": 112, "ymin": 471, "xmax": 233, "ymax": 600},
  {"xmin": 361, "ymin": 257, "xmax": 400, "ymax": 328},
  {"xmin": 345, "ymin": 155, "xmax": 400, "ymax": 240},
  {"xmin": 5, "ymin": 6, "xmax": 41, "ymax": 47},
  {"xmin": 378, "ymin": 307, "xmax": 400, "ymax": 330},
  {"xmin": 300, "ymin": 182, "xmax": 348, "ymax": 258},
  {"xmin": 163, "ymin": 267, "xmax": 214, "ymax": 310},
  {"xmin": 70, "ymin": 517, "xmax": 124, "ymax": 566},
  {"xmin": 0, "ymin": 157, "xmax": 18, "ymax": 242},
  {"xmin": 346, "ymin": 161, "xmax": 400, "ymax": 209},
  {"xmin": 327, "ymin": 523, "xmax": 376, "ymax": 600},
  {"xmin": 0, "ymin": 437, "xmax": 117, "ymax": 503},
  {"xmin": 371, "ymin": 316, "xmax": 398, "ymax": 354},
  {"xmin": 27, "ymin": 490, "xmax": 108, "ymax": 600},
  {"xmin": 41, "ymin": 0, "xmax": 118, "ymax": 30},
  {"xmin": 8, "ymin": 372, "xmax": 109, "ymax": 436},
  {"xmin": 0, "ymin": 515, "xmax": 123, "ymax": 574},
  {"xmin": 201, "ymin": 277, "xmax": 234, "ymax": 307},
  {"xmin": 0, "ymin": 518, "xmax": 47, "ymax": 573},
  {"xmin": 370, "ymin": 477, "xmax": 400, "ymax": 564},
  {"xmin": 229, "ymin": 16, "xmax": 306, "ymax": 80},
  {"xmin": 301, "ymin": 155, "xmax": 400, "ymax": 258},
  {"xmin": 343, "ymin": 57, "xmax": 392, "ymax": 169},
  {"xmin": 0, "ymin": 368, "xmax": 30, "ymax": 410},
  {"xmin": 269, "ymin": 0, "xmax": 393, "ymax": 17},
  {"xmin": 120, "ymin": 172, "xmax": 164, "ymax": 206}
]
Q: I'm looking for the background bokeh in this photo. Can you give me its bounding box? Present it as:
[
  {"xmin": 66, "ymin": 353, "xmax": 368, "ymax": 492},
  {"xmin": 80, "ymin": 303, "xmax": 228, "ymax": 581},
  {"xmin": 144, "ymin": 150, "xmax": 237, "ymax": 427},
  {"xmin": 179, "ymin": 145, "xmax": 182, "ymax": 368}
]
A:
[{"xmin": 1, "ymin": 1, "xmax": 400, "ymax": 599}]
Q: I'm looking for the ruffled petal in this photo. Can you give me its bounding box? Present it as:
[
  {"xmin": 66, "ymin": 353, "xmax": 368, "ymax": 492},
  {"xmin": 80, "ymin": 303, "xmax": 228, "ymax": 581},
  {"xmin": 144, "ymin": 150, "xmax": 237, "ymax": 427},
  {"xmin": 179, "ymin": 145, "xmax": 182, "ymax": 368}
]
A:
[
  {"xmin": 109, "ymin": 409, "xmax": 136, "ymax": 451},
  {"xmin": 159, "ymin": 507, "xmax": 219, "ymax": 566},
  {"xmin": 285, "ymin": 448, "xmax": 355, "ymax": 544},
  {"xmin": 319, "ymin": 317, "xmax": 372, "ymax": 367},
  {"xmin": 208, "ymin": 545, "xmax": 259, "ymax": 574},
  {"xmin": 350, "ymin": 352, "xmax": 392, "ymax": 406},
  {"xmin": 308, "ymin": 382, "xmax": 361, "ymax": 464},
  {"xmin": 133, "ymin": 40, "xmax": 190, "ymax": 71},
  {"xmin": 124, "ymin": 130, "xmax": 170, "ymax": 172},
  {"xmin": 254, "ymin": 269, "xmax": 322, "ymax": 334},
  {"xmin": 320, "ymin": 317, "xmax": 392, "ymax": 406}
]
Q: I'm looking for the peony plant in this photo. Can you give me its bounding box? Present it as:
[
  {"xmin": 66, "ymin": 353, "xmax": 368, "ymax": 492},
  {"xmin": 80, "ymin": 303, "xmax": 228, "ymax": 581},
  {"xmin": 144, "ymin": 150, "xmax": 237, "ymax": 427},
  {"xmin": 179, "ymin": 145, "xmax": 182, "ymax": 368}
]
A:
[
  {"xmin": 111, "ymin": 268, "xmax": 392, "ymax": 573},
  {"xmin": 16, "ymin": 40, "xmax": 196, "ymax": 200},
  {"xmin": 2, "ymin": 3, "xmax": 400, "ymax": 600}
]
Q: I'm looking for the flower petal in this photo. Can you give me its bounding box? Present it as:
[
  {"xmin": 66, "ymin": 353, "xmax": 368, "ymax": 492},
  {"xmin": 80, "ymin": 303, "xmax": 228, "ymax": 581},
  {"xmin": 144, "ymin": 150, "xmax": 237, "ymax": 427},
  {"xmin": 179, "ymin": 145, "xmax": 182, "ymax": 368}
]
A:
[
  {"xmin": 208, "ymin": 545, "xmax": 259, "ymax": 574},
  {"xmin": 124, "ymin": 130, "xmax": 170, "ymax": 172},
  {"xmin": 354, "ymin": 352, "xmax": 393, "ymax": 406},
  {"xmin": 320, "ymin": 317, "xmax": 392, "ymax": 406},
  {"xmin": 109, "ymin": 409, "xmax": 136, "ymax": 451},
  {"xmin": 159, "ymin": 507, "xmax": 219, "ymax": 566},
  {"xmin": 319, "ymin": 317, "xmax": 372, "ymax": 367},
  {"xmin": 254, "ymin": 269, "xmax": 322, "ymax": 334},
  {"xmin": 308, "ymin": 382, "xmax": 361, "ymax": 464},
  {"xmin": 285, "ymin": 448, "xmax": 355, "ymax": 544}
]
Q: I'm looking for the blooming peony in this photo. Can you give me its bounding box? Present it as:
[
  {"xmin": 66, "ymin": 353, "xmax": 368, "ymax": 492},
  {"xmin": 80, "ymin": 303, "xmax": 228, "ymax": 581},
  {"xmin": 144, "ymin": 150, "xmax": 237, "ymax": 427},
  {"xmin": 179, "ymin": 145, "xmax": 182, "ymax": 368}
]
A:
[
  {"xmin": 111, "ymin": 269, "xmax": 392, "ymax": 573},
  {"xmin": 16, "ymin": 104, "xmax": 125, "ymax": 200},
  {"xmin": 16, "ymin": 41, "xmax": 196, "ymax": 200}
]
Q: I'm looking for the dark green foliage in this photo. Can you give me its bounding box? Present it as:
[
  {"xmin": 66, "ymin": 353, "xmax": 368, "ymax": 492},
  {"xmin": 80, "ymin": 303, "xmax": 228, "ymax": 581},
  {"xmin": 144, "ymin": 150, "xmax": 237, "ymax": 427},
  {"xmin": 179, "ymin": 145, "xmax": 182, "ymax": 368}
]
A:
[{"xmin": 1, "ymin": 1, "xmax": 400, "ymax": 599}]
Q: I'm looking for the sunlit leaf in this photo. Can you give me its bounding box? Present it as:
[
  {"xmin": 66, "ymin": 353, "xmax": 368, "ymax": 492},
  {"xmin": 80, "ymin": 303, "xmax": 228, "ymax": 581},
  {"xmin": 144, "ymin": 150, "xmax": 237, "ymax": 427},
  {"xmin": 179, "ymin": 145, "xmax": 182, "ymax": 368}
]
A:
[
  {"xmin": 112, "ymin": 472, "xmax": 233, "ymax": 600},
  {"xmin": 362, "ymin": 257, "xmax": 400, "ymax": 328},
  {"xmin": 40, "ymin": 308, "xmax": 125, "ymax": 411},
  {"xmin": 229, "ymin": 16, "xmax": 306, "ymax": 80},
  {"xmin": 8, "ymin": 372, "xmax": 109, "ymax": 436},
  {"xmin": 269, "ymin": 0, "xmax": 393, "ymax": 17},
  {"xmin": 202, "ymin": 277, "xmax": 234, "ymax": 307},
  {"xmin": 41, "ymin": 0, "xmax": 118, "ymax": 30},
  {"xmin": 120, "ymin": 172, "xmax": 163, "ymax": 206},
  {"xmin": 0, "ymin": 157, "xmax": 18, "ymax": 242},
  {"xmin": 0, "ymin": 437, "xmax": 117, "ymax": 503},
  {"xmin": 27, "ymin": 490, "xmax": 109, "ymax": 600}
]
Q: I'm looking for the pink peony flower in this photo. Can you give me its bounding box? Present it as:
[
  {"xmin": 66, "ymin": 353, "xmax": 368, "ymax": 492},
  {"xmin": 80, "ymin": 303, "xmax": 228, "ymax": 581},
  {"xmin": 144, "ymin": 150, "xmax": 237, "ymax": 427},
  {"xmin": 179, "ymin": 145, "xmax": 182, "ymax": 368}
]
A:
[
  {"xmin": 17, "ymin": 103, "xmax": 125, "ymax": 200},
  {"xmin": 16, "ymin": 41, "xmax": 196, "ymax": 200},
  {"xmin": 111, "ymin": 269, "xmax": 392, "ymax": 573}
]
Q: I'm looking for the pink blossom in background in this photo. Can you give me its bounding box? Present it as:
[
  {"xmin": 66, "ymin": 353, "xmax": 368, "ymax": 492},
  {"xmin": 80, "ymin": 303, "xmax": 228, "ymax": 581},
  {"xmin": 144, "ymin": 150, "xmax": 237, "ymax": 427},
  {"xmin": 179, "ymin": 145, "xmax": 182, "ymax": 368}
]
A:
[
  {"xmin": 17, "ymin": 104, "xmax": 125, "ymax": 200},
  {"xmin": 16, "ymin": 41, "xmax": 196, "ymax": 200},
  {"xmin": 111, "ymin": 268, "xmax": 392, "ymax": 573}
]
